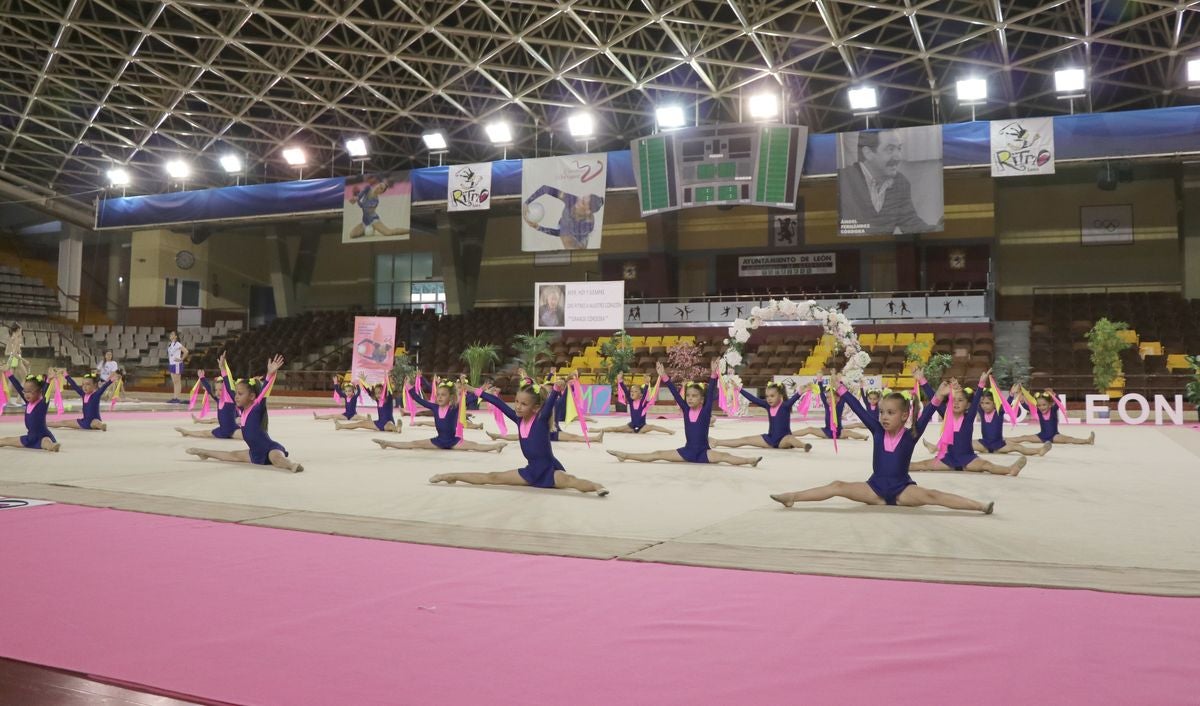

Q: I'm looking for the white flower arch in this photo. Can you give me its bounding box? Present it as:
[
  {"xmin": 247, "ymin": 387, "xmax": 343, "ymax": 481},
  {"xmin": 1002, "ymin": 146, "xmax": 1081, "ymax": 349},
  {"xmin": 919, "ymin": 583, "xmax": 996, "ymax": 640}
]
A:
[{"xmin": 719, "ymin": 298, "xmax": 871, "ymax": 389}]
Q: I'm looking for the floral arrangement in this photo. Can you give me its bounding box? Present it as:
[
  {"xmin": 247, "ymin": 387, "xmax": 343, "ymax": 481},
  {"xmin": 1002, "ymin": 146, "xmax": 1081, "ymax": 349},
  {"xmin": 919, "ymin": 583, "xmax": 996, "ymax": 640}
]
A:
[{"xmin": 720, "ymin": 298, "xmax": 869, "ymax": 389}]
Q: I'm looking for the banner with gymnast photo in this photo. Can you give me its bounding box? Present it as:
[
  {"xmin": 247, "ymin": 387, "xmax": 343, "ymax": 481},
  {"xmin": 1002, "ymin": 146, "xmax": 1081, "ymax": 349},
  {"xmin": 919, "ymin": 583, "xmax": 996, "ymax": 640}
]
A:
[
  {"xmin": 521, "ymin": 154, "xmax": 607, "ymax": 252},
  {"xmin": 351, "ymin": 316, "xmax": 397, "ymax": 387},
  {"xmin": 836, "ymin": 126, "xmax": 944, "ymax": 237},
  {"xmin": 534, "ymin": 281, "xmax": 624, "ymax": 330},
  {"xmin": 342, "ymin": 172, "xmax": 412, "ymax": 244}
]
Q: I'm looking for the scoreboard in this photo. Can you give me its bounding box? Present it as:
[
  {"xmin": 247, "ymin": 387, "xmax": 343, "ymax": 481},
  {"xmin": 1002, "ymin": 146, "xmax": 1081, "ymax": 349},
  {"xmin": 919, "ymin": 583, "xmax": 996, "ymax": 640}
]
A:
[{"xmin": 631, "ymin": 124, "xmax": 808, "ymax": 216}]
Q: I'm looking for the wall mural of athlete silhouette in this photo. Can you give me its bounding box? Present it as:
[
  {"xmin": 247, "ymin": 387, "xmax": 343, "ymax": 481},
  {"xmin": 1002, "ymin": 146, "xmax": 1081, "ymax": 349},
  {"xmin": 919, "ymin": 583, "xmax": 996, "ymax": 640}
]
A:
[
  {"xmin": 837, "ymin": 126, "xmax": 944, "ymax": 237},
  {"xmin": 343, "ymin": 172, "xmax": 412, "ymax": 243}
]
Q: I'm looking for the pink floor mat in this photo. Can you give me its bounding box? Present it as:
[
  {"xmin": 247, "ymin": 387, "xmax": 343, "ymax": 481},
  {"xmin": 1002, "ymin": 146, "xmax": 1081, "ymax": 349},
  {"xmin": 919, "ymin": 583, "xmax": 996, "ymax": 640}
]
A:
[{"xmin": 1, "ymin": 503, "xmax": 1197, "ymax": 706}]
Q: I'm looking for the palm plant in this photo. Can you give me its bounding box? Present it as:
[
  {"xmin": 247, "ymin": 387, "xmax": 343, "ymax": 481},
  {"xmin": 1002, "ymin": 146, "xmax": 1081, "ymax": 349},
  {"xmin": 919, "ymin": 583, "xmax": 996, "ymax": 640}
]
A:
[
  {"xmin": 598, "ymin": 330, "xmax": 636, "ymax": 385},
  {"xmin": 460, "ymin": 342, "xmax": 501, "ymax": 387},
  {"xmin": 511, "ymin": 331, "xmax": 554, "ymax": 379}
]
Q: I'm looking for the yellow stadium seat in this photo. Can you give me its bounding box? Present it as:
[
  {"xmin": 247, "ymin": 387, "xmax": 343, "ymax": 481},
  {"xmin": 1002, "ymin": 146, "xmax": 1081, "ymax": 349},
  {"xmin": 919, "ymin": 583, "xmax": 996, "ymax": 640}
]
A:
[
  {"xmin": 915, "ymin": 332, "xmax": 935, "ymax": 343},
  {"xmin": 1139, "ymin": 341, "xmax": 1163, "ymax": 357},
  {"xmin": 875, "ymin": 333, "xmax": 896, "ymax": 348},
  {"xmin": 660, "ymin": 336, "xmax": 678, "ymax": 347},
  {"xmin": 1116, "ymin": 329, "xmax": 1139, "ymax": 345},
  {"xmin": 894, "ymin": 376, "xmax": 914, "ymax": 391},
  {"xmin": 629, "ymin": 336, "xmax": 645, "ymax": 348},
  {"xmin": 1167, "ymin": 354, "xmax": 1191, "ymax": 371},
  {"xmin": 858, "ymin": 333, "xmax": 877, "ymax": 348},
  {"xmin": 894, "ymin": 333, "xmax": 915, "ymax": 347},
  {"xmin": 644, "ymin": 336, "xmax": 662, "ymax": 347},
  {"xmin": 570, "ymin": 356, "xmax": 587, "ymax": 369},
  {"xmin": 678, "ymin": 335, "xmax": 696, "ymax": 344}
]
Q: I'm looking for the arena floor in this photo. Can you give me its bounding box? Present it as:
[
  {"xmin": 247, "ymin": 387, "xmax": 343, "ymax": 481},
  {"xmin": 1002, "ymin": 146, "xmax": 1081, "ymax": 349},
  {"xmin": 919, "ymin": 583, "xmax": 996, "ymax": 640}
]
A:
[{"xmin": 4, "ymin": 406, "xmax": 1199, "ymax": 596}]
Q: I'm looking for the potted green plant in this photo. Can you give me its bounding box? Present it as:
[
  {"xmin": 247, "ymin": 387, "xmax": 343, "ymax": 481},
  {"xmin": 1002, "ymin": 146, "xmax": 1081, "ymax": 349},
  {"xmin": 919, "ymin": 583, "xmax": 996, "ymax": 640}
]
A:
[
  {"xmin": 598, "ymin": 330, "xmax": 636, "ymax": 387},
  {"xmin": 460, "ymin": 342, "xmax": 500, "ymax": 387},
  {"xmin": 1084, "ymin": 318, "xmax": 1133, "ymax": 397},
  {"xmin": 389, "ymin": 353, "xmax": 416, "ymax": 391},
  {"xmin": 1184, "ymin": 355, "xmax": 1200, "ymax": 416},
  {"xmin": 993, "ymin": 355, "xmax": 1030, "ymax": 390},
  {"xmin": 511, "ymin": 331, "xmax": 554, "ymax": 379}
]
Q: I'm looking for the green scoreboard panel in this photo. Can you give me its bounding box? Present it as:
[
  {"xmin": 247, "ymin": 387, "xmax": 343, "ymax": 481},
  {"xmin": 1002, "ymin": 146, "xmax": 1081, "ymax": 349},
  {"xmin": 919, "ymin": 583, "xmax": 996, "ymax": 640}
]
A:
[{"xmin": 631, "ymin": 124, "xmax": 808, "ymax": 216}]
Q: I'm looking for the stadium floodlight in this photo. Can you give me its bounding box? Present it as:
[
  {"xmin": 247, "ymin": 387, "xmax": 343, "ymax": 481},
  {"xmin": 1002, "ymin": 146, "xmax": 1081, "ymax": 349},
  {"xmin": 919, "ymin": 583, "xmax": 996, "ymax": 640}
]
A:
[
  {"xmin": 1187, "ymin": 57, "xmax": 1200, "ymax": 85},
  {"xmin": 1055, "ymin": 68, "xmax": 1086, "ymax": 94},
  {"xmin": 422, "ymin": 132, "xmax": 448, "ymax": 150},
  {"xmin": 567, "ymin": 111, "xmax": 595, "ymax": 138},
  {"xmin": 485, "ymin": 120, "xmax": 513, "ymax": 144},
  {"xmin": 655, "ymin": 105, "xmax": 687, "ymax": 130},
  {"xmin": 164, "ymin": 160, "xmax": 190, "ymax": 180},
  {"xmin": 956, "ymin": 78, "xmax": 988, "ymax": 103},
  {"xmin": 344, "ymin": 137, "xmax": 369, "ymax": 157},
  {"xmin": 107, "ymin": 168, "xmax": 130, "ymax": 187},
  {"xmin": 282, "ymin": 147, "xmax": 307, "ymax": 166},
  {"xmin": 747, "ymin": 92, "xmax": 780, "ymax": 120},
  {"xmin": 848, "ymin": 86, "xmax": 878, "ymax": 112},
  {"xmin": 219, "ymin": 154, "xmax": 242, "ymax": 173}
]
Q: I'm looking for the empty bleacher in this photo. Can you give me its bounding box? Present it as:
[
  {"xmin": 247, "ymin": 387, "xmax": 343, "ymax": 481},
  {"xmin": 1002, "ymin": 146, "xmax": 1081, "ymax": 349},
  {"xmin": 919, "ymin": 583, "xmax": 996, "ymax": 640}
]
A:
[
  {"xmin": 0, "ymin": 265, "xmax": 59, "ymax": 318},
  {"xmin": 80, "ymin": 323, "xmax": 241, "ymax": 370}
]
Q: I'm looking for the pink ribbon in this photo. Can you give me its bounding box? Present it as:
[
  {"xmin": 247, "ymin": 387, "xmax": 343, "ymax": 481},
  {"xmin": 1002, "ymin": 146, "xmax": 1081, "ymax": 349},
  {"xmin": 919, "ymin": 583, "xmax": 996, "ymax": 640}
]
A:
[
  {"xmin": 616, "ymin": 383, "xmax": 626, "ymax": 406},
  {"xmin": 936, "ymin": 393, "xmax": 956, "ymax": 458},
  {"xmin": 641, "ymin": 378, "xmax": 661, "ymax": 414},
  {"xmin": 454, "ymin": 386, "xmax": 466, "ymax": 439},
  {"xmin": 828, "ymin": 384, "xmax": 839, "ymax": 454},
  {"xmin": 796, "ymin": 389, "xmax": 812, "ymax": 418},
  {"xmin": 201, "ymin": 390, "xmax": 211, "ymax": 418},
  {"xmin": 52, "ymin": 378, "xmax": 64, "ymax": 419},
  {"xmin": 568, "ymin": 378, "xmax": 591, "ymax": 446},
  {"xmin": 990, "ymin": 375, "xmax": 1019, "ymax": 428},
  {"xmin": 717, "ymin": 381, "xmax": 730, "ymax": 413},
  {"xmin": 188, "ymin": 371, "xmax": 204, "ymax": 411},
  {"xmin": 1051, "ymin": 394, "xmax": 1072, "ymax": 425},
  {"xmin": 239, "ymin": 373, "xmax": 276, "ymax": 426},
  {"xmin": 0, "ymin": 378, "xmax": 7, "ymax": 414}
]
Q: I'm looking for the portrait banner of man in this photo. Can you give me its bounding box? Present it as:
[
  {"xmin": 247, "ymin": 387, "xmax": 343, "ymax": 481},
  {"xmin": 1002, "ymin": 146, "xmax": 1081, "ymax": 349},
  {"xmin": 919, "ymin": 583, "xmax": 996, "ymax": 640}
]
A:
[{"xmin": 836, "ymin": 126, "xmax": 944, "ymax": 237}]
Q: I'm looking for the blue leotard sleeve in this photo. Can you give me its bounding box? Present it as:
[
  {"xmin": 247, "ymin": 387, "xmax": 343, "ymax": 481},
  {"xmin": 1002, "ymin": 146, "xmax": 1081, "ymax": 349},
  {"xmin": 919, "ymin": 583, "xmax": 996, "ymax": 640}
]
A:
[
  {"xmin": 913, "ymin": 398, "xmax": 940, "ymax": 437},
  {"xmin": 664, "ymin": 379, "xmax": 687, "ymax": 412},
  {"xmin": 739, "ymin": 389, "xmax": 768, "ymax": 409},
  {"xmin": 410, "ymin": 386, "xmax": 438, "ymax": 412},
  {"xmin": 199, "ymin": 378, "xmax": 216, "ymax": 398},
  {"xmin": 65, "ymin": 376, "xmax": 85, "ymax": 397},
  {"xmin": 480, "ymin": 392, "xmax": 521, "ymax": 424},
  {"xmin": 8, "ymin": 374, "xmax": 27, "ymax": 402},
  {"xmin": 839, "ymin": 388, "xmax": 884, "ymax": 436},
  {"xmin": 703, "ymin": 376, "xmax": 718, "ymax": 415},
  {"xmin": 921, "ymin": 381, "xmax": 945, "ymax": 414}
]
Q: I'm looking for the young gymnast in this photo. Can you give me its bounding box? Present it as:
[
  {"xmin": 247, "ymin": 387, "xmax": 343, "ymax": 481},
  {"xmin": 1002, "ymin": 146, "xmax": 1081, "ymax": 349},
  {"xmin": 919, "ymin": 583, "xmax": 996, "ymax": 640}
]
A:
[
  {"xmin": 711, "ymin": 380, "xmax": 812, "ymax": 451},
  {"xmin": 599, "ymin": 371, "xmax": 673, "ymax": 435},
  {"xmin": 1, "ymin": 360, "xmax": 60, "ymax": 452},
  {"xmin": 770, "ymin": 377, "xmax": 994, "ymax": 513},
  {"xmin": 791, "ymin": 377, "xmax": 869, "ymax": 441},
  {"xmin": 607, "ymin": 361, "xmax": 761, "ymax": 467},
  {"xmin": 47, "ymin": 369, "xmax": 120, "ymax": 432},
  {"xmin": 910, "ymin": 371, "xmax": 1026, "ymax": 476},
  {"xmin": 313, "ymin": 375, "xmax": 369, "ymax": 421},
  {"xmin": 430, "ymin": 378, "xmax": 608, "ymax": 495},
  {"xmin": 335, "ymin": 376, "xmax": 400, "ymax": 432},
  {"xmin": 177, "ymin": 355, "xmax": 243, "ymax": 440},
  {"xmin": 1007, "ymin": 385, "xmax": 1096, "ymax": 446},
  {"xmin": 487, "ymin": 371, "xmax": 604, "ymax": 443},
  {"xmin": 373, "ymin": 374, "xmax": 505, "ymax": 453},
  {"xmin": 841, "ymin": 381, "xmax": 882, "ymax": 430},
  {"xmin": 956, "ymin": 382, "xmax": 1050, "ymax": 456},
  {"xmin": 186, "ymin": 355, "xmax": 303, "ymax": 472},
  {"xmin": 411, "ymin": 375, "xmax": 482, "ymax": 430}
]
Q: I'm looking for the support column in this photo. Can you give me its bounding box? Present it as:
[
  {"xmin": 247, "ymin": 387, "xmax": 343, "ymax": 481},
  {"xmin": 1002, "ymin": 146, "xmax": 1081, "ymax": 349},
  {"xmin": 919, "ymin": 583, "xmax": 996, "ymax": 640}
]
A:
[
  {"xmin": 1182, "ymin": 163, "xmax": 1200, "ymax": 300},
  {"xmin": 57, "ymin": 224, "xmax": 84, "ymax": 321},
  {"xmin": 266, "ymin": 227, "xmax": 296, "ymax": 318}
]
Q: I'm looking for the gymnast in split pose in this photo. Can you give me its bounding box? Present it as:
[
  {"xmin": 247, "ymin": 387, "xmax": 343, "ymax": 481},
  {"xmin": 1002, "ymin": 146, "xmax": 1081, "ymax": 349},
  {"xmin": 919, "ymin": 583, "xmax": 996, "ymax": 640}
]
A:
[
  {"xmin": 1006, "ymin": 385, "xmax": 1095, "ymax": 446},
  {"xmin": 487, "ymin": 371, "xmax": 603, "ymax": 443},
  {"xmin": 430, "ymin": 378, "xmax": 608, "ymax": 495},
  {"xmin": 926, "ymin": 380, "xmax": 1049, "ymax": 457},
  {"xmin": 790, "ymin": 377, "xmax": 869, "ymax": 441},
  {"xmin": 411, "ymin": 375, "xmax": 482, "ymax": 430},
  {"xmin": 841, "ymin": 381, "xmax": 882, "ymax": 430},
  {"xmin": 0, "ymin": 360, "xmax": 59, "ymax": 452},
  {"xmin": 910, "ymin": 370, "xmax": 1027, "ymax": 476},
  {"xmin": 711, "ymin": 380, "xmax": 812, "ymax": 451},
  {"xmin": 176, "ymin": 354, "xmax": 243, "ymax": 440},
  {"xmin": 373, "ymin": 374, "xmax": 505, "ymax": 453},
  {"xmin": 335, "ymin": 377, "xmax": 400, "ymax": 433},
  {"xmin": 607, "ymin": 361, "xmax": 761, "ymax": 467},
  {"xmin": 313, "ymin": 375, "xmax": 369, "ymax": 422},
  {"xmin": 770, "ymin": 377, "xmax": 994, "ymax": 513},
  {"xmin": 48, "ymin": 369, "xmax": 120, "ymax": 432},
  {"xmin": 186, "ymin": 355, "xmax": 303, "ymax": 472},
  {"xmin": 599, "ymin": 371, "xmax": 673, "ymax": 435}
]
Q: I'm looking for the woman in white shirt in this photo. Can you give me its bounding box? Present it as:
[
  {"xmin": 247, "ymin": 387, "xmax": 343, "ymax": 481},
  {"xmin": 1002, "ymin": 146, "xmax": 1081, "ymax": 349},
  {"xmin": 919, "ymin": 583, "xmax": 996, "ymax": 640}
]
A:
[
  {"xmin": 167, "ymin": 330, "xmax": 189, "ymax": 404},
  {"xmin": 97, "ymin": 350, "xmax": 119, "ymax": 382}
]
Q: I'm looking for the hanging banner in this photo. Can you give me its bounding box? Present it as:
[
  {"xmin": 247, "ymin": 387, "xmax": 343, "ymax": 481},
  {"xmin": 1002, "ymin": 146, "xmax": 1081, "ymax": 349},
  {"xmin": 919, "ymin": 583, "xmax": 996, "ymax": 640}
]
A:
[
  {"xmin": 738, "ymin": 253, "xmax": 836, "ymax": 277},
  {"xmin": 534, "ymin": 281, "xmax": 624, "ymax": 330},
  {"xmin": 352, "ymin": 316, "xmax": 397, "ymax": 386},
  {"xmin": 521, "ymin": 154, "xmax": 607, "ymax": 252},
  {"xmin": 837, "ymin": 126, "xmax": 944, "ymax": 237},
  {"xmin": 343, "ymin": 172, "xmax": 411, "ymax": 243},
  {"xmin": 991, "ymin": 117, "xmax": 1056, "ymax": 177},
  {"xmin": 447, "ymin": 163, "xmax": 492, "ymax": 211}
]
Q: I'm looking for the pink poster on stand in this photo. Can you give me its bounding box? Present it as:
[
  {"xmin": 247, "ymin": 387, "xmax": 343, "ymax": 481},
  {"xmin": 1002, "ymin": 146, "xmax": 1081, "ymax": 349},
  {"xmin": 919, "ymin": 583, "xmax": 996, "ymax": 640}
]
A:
[{"xmin": 352, "ymin": 317, "xmax": 397, "ymax": 393}]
